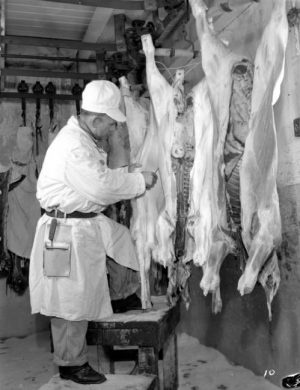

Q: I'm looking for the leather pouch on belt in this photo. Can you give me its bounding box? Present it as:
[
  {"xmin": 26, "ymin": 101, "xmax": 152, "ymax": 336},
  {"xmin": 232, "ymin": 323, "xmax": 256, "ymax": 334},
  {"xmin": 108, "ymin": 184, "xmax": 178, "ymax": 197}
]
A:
[{"xmin": 43, "ymin": 218, "xmax": 72, "ymax": 277}]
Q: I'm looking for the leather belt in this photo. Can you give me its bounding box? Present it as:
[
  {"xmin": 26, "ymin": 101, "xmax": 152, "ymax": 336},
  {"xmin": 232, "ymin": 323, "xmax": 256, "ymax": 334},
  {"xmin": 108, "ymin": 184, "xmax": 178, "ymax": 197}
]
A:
[{"xmin": 46, "ymin": 210, "xmax": 98, "ymax": 219}]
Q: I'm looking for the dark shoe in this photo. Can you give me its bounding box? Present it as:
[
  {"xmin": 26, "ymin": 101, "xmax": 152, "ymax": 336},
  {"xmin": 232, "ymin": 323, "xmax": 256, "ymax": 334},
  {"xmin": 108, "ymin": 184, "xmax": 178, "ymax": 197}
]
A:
[
  {"xmin": 111, "ymin": 293, "xmax": 142, "ymax": 313},
  {"xmin": 59, "ymin": 362, "xmax": 106, "ymax": 385}
]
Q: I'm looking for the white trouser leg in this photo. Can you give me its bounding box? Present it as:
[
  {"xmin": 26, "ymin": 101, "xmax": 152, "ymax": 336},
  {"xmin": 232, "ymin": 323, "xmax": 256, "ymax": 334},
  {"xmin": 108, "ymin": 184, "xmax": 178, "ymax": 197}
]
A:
[{"xmin": 51, "ymin": 317, "xmax": 88, "ymax": 366}]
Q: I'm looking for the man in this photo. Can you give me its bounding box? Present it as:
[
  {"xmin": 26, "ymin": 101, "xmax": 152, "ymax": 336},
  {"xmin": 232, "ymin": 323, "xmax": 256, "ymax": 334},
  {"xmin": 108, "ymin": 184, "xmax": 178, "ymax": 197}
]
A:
[{"xmin": 29, "ymin": 80, "xmax": 157, "ymax": 385}]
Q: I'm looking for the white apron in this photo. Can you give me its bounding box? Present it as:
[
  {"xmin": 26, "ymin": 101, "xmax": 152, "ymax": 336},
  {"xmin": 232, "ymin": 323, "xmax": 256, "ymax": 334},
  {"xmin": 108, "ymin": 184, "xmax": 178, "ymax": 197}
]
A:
[
  {"xmin": 30, "ymin": 213, "xmax": 139, "ymax": 321},
  {"xmin": 29, "ymin": 116, "xmax": 145, "ymax": 321}
]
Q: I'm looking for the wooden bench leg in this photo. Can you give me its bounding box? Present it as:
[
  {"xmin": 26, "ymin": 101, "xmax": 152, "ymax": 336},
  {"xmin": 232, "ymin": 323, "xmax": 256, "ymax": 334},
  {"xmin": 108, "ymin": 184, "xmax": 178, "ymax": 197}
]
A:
[
  {"xmin": 163, "ymin": 332, "xmax": 178, "ymax": 390},
  {"xmin": 138, "ymin": 347, "xmax": 159, "ymax": 389},
  {"xmin": 96, "ymin": 345, "xmax": 114, "ymax": 374}
]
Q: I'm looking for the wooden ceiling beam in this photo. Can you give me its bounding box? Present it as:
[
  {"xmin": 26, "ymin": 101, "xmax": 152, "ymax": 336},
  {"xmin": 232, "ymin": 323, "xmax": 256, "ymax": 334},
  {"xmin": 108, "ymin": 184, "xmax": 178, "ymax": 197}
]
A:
[
  {"xmin": 0, "ymin": 35, "xmax": 116, "ymax": 51},
  {"xmin": 41, "ymin": 0, "xmax": 173, "ymax": 10},
  {"xmin": 79, "ymin": 8, "xmax": 114, "ymax": 61},
  {"xmin": 82, "ymin": 8, "xmax": 113, "ymax": 43},
  {"xmin": 155, "ymin": 4, "xmax": 187, "ymax": 46},
  {"xmin": 41, "ymin": 0, "xmax": 145, "ymax": 10}
]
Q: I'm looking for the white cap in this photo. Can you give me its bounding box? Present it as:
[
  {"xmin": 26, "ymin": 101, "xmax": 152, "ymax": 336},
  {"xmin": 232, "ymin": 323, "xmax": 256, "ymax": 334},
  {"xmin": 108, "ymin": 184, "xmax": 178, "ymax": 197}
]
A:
[{"xmin": 81, "ymin": 80, "xmax": 126, "ymax": 122}]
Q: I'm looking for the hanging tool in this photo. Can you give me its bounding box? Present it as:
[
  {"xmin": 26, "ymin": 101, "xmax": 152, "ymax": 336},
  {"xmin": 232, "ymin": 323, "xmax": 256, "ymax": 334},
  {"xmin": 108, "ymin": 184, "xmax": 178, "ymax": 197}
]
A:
[
  {"xmin": 32, "ymin": 81, "xmax": 44, "ymax": 178},
  {"xmin": 71, "ymin": 83, "xmax": 83, "ymax": 116},
  {"xmin": 45, "ymin": 81, "xmax": 58, "ymax": 141},
  {"xmin": 45, "ymin": 81, "xmax": 56, "ymax": 125},
  {"xmin": 32, "ymin": 81, "xmax": 44, "ymax": 158},
  {"xmin": 17, "ymin": 80, "xmax": 29, "ymax": 126}
]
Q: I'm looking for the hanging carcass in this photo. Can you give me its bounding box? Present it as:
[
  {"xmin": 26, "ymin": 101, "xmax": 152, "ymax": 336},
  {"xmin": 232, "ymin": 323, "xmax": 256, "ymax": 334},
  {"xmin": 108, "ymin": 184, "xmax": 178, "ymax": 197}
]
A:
[
  {"xmin": 141, "ymin": 34, "xmax": 179, "ymax": 269},
  {"xmin": 120, "ymin": 40, "xmax": 195, "ymax": 308},
  {"xmin": 186, "ymin": 0, "xmax": 248, "ymax": 313},
  {"xmin": 120, "ymin": 75, "xmax": 164, "ymax": 309},
  {"xmin": 188, "ymin": 0, "xmax": 288, "ymax": 318},
  {"xmin": 237, "ymin": 0, "xmax": 288, "ymax": 316}
]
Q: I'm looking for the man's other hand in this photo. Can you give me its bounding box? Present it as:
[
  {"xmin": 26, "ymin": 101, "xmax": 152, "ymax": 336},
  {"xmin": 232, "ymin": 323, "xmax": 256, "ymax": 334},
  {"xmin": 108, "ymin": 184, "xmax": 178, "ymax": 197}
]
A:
[
  {"xmin": 128, "ymin": 163, "xmax": 142, "ymax": 173},
  {"xmin": 141, "ymin": 171, "xmax": 158, "ymax": 189}
]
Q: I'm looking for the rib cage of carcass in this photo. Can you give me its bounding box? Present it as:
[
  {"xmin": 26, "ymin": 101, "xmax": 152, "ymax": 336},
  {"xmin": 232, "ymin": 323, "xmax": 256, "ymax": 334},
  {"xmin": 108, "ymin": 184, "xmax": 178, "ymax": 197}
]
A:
[
  {"xmin": 120, "ymin": 35, "xmax": 195, "ymax": 310},
  {"xmin": 187, "ymin": 0, "xmax": 288, "ymax": 319}
]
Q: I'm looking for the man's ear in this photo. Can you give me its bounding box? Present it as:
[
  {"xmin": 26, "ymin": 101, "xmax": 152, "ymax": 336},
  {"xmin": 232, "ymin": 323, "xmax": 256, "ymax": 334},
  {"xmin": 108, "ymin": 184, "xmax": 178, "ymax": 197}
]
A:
[{"xmin": 92, "ymin": 115, "xmax": 102, "ymax": 128}]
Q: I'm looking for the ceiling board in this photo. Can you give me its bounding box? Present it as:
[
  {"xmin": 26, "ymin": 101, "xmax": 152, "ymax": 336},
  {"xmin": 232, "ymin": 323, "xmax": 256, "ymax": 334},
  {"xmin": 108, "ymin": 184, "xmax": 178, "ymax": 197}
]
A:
[
  {"xmin": 8, "ymin": 18, "xmax": 89, "ymax": 30},
  {"xmin": 6, "ymin": 27, "xmax": 86, "ymax": 41},
  {"xmin": 8, "ymin": 0, "xmax": 95, "ymax": 15},
  {"xmin": 6, "ymin": 0, "xmax": 96, "ymax": 40},
  {"xmin": 79, "ymin": 8, "xmax": 114, "ymax": 61},
  {"xmin": 8, "ymin": 9, "xmax": 94, "ymax": 21}
]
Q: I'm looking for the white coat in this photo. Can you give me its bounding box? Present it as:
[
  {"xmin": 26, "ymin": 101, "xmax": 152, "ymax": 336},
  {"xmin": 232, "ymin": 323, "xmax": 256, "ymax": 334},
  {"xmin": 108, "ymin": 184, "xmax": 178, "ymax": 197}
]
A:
[{"xmin": 29, "ymin": 116, "xmax": 145, "ymax": 321}]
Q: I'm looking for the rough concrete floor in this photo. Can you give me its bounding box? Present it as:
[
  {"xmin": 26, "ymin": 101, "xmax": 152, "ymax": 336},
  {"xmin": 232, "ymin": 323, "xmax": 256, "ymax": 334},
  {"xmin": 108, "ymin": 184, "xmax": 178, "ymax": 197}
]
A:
[{"xmin": 0, "ymin": 331, "xmax": 280, "ymax": 390}]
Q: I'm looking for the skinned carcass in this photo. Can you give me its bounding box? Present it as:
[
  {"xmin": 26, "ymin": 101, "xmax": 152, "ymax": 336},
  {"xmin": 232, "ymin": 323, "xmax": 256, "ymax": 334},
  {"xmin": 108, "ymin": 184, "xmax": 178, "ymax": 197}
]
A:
[
  {"xmin": 238, "ymin": 0, "xmax": 288, "ymax": 316},
  {"xmin": 121, "ymin": 35, "xmax": 195, "ymax": 308},
  {"xmin": 141, "ymin": 34, "xmax": 178, "ymax": 268},
  {"xmin": 189, "ymin": 0, "xmax": 288, "ymax": 318},
  {"xmin": 189, "ymin": 0, "xmax": 245, "ymax": 313},
  {"xmin": 141, "ymin": 35, "xmax": 196, "ymax": 264},
  {"xmin": 142, "ymin": 35, "xmax": 196, "ymax": 307},
  {"xmin": 185, "ymin": 60, "xmax": 255, "ymax": 313},
  {"xmin": 120, "ymin": 76, "xmax": 164, "ymax": 309},
  {"xmin": 185, "ymin": 76, "xmax": 236, "ymax": 314}
]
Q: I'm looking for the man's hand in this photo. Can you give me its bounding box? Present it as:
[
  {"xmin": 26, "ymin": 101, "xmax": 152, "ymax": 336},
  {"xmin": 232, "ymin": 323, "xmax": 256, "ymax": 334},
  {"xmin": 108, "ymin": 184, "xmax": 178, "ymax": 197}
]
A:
[
  {"xmin": 128, "ymin": 163, "xmax": 142, "ymax": 173},
  {"xmin": 141, "ymin": 171, "xmax": 158, "ymax": 190}
]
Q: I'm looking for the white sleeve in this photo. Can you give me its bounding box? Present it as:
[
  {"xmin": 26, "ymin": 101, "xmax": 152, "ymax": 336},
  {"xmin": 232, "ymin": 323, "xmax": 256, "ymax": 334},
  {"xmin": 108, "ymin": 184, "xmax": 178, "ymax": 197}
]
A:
[
  {"xmin": 113, "ymin": 166, "xmax": 129, "ymax": 173},
  {"xmin": 64, "ymin": 147, "xmax": 145, "ymax": 206}
]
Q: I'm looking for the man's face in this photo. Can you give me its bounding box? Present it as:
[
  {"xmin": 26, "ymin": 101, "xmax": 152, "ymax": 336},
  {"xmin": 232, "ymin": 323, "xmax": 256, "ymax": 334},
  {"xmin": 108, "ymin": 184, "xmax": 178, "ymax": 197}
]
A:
[{"xmin": 92, "ymin": 114, "xmax": 117, "ymax": 140}]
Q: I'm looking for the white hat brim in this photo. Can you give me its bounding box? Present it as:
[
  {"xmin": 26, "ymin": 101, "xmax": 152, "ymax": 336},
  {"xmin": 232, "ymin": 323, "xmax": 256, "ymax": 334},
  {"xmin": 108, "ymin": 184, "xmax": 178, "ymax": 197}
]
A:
[
  {"xmin": 106, "ymin": 108, "xmax": 126, "ymax": 123},
  {"xmin": 81, "ymin": 103, "xmax": 126, "ymax": 123}
]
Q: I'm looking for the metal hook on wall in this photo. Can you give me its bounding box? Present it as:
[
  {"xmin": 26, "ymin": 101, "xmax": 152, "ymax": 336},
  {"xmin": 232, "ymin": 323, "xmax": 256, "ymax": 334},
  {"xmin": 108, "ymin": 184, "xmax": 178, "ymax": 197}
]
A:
[
  {"xmin": 32, "ymin": 81, "xmax": 44, "ymax": 161},
  {"xmin": 71, "ymin": 83, "xmax": 83, "ymax": 117},
  {"xmin": 45, "ymin": 81, "xmax": 56, "ymax": 125},
  {"xmin": 17, "ymin": 80, "xmax": 29, "ymax": 126}
]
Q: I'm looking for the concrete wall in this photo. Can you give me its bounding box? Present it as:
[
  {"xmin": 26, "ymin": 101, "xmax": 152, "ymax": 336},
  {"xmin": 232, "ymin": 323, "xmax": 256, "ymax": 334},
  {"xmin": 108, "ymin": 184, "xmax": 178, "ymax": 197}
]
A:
[{"xmin": 178, "ymin": 2, "xmax": 300, "ymax": 387}]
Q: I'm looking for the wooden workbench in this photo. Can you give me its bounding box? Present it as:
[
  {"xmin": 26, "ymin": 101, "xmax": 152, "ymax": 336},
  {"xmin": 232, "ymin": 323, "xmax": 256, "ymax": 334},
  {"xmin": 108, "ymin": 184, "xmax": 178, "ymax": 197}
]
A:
[{"xmin": 86, "ymin": 296, "xmax": 180, "ymax": 390}]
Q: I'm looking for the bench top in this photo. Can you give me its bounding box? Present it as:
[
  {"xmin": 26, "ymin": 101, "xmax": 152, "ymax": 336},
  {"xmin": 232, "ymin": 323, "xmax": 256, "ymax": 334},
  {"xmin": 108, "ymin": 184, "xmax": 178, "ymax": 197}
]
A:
[
  {"xmin": 87, "ymin": 296, "xmax": 180, "ymax": 348},
  {"xmin": 88, "ymin": 296, "xmax": 179, "ymax": 327}
]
